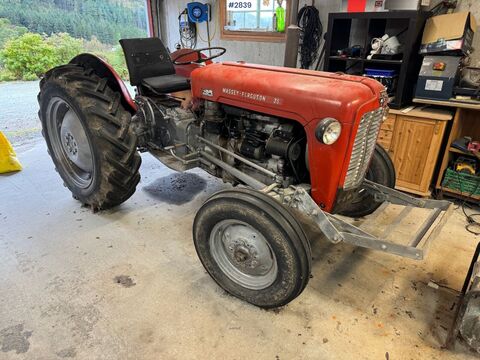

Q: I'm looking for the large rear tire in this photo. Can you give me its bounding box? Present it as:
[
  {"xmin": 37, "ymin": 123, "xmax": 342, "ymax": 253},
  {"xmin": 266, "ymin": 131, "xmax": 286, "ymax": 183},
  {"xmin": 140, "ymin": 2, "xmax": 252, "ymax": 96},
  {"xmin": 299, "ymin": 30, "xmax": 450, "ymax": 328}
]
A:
[
  {"xmin": 193, "ymin": 188, "xmax": 312, "ymax": 308},
  {"xmin": 339, "ymin": 144, "xmax": 396, "ymax": 218},
  {"xmin": 38, "ymin": 64, "xmax": 141, "ymax": 210}
]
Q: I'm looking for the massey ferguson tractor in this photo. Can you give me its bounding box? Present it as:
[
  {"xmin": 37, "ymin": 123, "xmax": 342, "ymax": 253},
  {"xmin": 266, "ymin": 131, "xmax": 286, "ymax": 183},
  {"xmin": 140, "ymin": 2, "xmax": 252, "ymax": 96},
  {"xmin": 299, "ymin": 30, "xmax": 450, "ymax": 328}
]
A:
[{"xmin": 37, "ymin": 38, "xmax": 455, "ymax": 310}]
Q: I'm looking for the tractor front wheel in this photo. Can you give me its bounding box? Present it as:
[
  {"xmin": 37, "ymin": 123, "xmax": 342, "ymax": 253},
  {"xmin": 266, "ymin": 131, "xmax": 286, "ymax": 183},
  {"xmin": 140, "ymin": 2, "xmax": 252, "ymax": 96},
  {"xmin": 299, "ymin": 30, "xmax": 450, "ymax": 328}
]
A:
[
  {"xmin": 339, "ymin": 144, "xmax": 396, "ymax": 218},
  {"xmin": 193, "ymin": 188, "xmax": 312, "ymax": 308},
  {"xmin": 38, "ymin": 64, "xmax": 141, "ymax": 210}
]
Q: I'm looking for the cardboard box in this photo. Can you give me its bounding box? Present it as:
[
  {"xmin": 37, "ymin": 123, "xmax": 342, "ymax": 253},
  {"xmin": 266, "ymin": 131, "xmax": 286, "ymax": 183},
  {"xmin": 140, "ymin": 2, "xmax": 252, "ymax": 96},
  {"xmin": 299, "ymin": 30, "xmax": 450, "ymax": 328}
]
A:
[{"xmin": 420, "ymin": 12, "xmax": 477, "ymax": 55}]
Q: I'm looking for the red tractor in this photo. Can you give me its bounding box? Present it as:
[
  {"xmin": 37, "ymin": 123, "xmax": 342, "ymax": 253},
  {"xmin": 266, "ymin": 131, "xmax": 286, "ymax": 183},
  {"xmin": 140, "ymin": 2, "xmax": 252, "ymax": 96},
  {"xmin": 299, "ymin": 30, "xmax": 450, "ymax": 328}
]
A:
[{"xmin": 38, "ymin": 38, "xmax": 452, "ymax": 309}]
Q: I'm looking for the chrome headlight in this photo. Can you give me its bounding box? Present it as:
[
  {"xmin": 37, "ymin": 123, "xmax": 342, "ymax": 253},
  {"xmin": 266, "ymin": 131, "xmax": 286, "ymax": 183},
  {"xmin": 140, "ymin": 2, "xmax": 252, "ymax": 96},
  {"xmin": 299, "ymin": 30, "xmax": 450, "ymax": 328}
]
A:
[{"xmin": 315, "ymin": 118, "xmax": 342, "ymax": 145}]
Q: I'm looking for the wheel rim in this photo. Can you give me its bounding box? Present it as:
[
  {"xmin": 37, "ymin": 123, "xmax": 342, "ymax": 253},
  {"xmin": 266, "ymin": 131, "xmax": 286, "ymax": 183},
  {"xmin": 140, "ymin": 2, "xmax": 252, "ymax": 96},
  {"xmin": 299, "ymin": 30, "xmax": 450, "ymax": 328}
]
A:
[
  {"xmin": 45, "ymin": 97, "xmax": 94, "ymax": 189},
  {"xmin": 209, "ymin": 219, "xmax": 278, "ymax": 290}
]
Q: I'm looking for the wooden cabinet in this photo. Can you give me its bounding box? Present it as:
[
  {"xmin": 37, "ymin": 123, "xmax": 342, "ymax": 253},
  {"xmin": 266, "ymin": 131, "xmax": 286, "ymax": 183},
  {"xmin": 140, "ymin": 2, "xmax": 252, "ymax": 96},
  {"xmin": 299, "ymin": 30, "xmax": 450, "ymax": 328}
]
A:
[
  {"xmin": 377, "ymin": 107, "xmax": 453, "ymax": 196},
  {"xmin": 377, "ymin": 113, "xmax": 396, "ymax": 150}
]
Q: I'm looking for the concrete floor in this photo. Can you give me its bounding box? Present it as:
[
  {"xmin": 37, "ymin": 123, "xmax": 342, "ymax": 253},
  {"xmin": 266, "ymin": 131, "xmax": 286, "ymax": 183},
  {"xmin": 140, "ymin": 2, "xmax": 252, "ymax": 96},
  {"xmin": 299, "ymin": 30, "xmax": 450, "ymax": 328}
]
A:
[{"xmin": 0, "ymin": 141, "xmax": 479, "ymax": 360}]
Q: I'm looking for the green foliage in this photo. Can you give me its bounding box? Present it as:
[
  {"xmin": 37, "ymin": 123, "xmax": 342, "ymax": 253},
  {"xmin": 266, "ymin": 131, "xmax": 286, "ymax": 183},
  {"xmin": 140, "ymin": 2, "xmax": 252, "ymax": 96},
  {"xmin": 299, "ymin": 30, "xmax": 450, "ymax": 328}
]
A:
[
  {"xmin": 0, "ymin": 18, "xmax": 27, "ymax": 48},
  {"xmin": 0, "ymin": 0, "xmax": 147, "ymax": 45},
  {"xmin": 0, "ymin": 31, "xmax": 129, "ymax": 81},
  {"xmin": 83, "ymin": 36, "xmax": 111, "ymax": 54},
  {"xmin": 0, "ymin": 0, "xmax": 143, "ymax": 81},
  {"xmin": 0, "ymin": 68, "xmax": 16, "ymax": 81},
  {"xmin": 0, "ymin": 33, "xmax": 57, "ymax": 79},
  {"xmin": 46, "ymin": 33, "xmax": 83, "ymax": 63},
  {"xmin": 102, "ymin": 46, "xmax": 129, "ymax": 79},
  {"xmin": 0, "ymin": 0, "xmax": 144, "ymax": 81}
]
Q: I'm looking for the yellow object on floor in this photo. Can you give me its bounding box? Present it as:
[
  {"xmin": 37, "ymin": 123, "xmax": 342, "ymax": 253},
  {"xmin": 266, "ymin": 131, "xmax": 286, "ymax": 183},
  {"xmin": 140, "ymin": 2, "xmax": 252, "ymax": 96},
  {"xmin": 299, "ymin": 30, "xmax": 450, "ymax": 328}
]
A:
[{"xmin": 0, "ymin": 131, "xmax": 22, "ymax": 173}]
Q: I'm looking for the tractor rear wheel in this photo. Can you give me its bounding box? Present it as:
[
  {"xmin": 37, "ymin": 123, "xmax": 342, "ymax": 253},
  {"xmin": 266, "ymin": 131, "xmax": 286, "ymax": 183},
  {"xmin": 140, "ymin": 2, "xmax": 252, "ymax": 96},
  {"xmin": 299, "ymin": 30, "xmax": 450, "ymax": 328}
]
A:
[
  {"xmin": 193, "ymin": 188, "xmax": 312, "ymax": 308},
  {"xmin": 339, "ymin": 144, "xmax": 396, "ymax": 218},
  {"xmin": 38, "ymin": 64, "xmax": 141, "ymax": 210}
]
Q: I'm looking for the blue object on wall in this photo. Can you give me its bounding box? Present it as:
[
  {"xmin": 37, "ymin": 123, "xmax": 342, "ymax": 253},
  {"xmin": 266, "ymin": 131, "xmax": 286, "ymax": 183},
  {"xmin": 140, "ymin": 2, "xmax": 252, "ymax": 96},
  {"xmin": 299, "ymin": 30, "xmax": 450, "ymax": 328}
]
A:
[{"xmin": 187, "ymin": 2, "xmax": 209, "ymax": 23}]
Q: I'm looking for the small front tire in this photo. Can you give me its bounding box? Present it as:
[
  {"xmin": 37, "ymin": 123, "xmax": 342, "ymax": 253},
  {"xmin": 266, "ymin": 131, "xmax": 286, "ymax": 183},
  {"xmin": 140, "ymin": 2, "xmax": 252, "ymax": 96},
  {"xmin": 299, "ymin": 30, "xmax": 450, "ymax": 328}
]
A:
[
  {"xmin": 193, "ymin": 188, "xmax": 312, "ymax": 308},
  {"xmin": 339, "ymin": 144, "xmax": 396, "ymax": 218}
]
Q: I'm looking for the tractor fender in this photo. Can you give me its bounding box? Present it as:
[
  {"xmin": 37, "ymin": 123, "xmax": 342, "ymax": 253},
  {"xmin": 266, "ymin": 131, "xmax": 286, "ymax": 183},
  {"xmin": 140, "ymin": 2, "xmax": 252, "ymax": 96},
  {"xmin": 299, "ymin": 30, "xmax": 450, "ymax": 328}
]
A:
[
  {"xmin": 171, "ymin": 49, "xmax": 212, "ymax": 78},
  {"xmin": 69, "ymin": 53, "xmax": 137, "ymax": 113}
]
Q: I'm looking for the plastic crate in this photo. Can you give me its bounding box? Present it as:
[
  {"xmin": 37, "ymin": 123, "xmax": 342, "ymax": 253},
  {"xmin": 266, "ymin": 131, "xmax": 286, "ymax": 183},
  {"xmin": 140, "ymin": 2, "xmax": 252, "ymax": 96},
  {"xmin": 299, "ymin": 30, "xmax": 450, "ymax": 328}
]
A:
[
  {"xmin": 363, "ymin": 69, "xmax": 398, "ymax": 95},
  {"xmin": 364, "ymin": 68, "xmax": 398, "ymax": 77},
  {"xmin": 441, "ymin": 168, "xmax": 480, "ymax": 196}
]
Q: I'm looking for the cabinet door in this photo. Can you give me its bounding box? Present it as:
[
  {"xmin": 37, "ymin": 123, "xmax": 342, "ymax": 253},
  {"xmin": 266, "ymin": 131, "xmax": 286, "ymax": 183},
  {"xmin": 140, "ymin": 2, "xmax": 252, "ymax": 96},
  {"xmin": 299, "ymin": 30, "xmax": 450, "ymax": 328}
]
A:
[{"xmin": 390, "ymin": 115, "xmax": 447, "ymax": 195}]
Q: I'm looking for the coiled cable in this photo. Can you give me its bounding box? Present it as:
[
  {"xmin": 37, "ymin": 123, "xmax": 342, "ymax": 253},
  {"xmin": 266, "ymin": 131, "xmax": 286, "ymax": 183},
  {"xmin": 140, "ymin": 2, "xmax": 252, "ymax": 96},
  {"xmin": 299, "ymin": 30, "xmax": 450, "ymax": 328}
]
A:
[{"xmin": 297, "ymin": 5, "xmax": 323, "ymax": 69}]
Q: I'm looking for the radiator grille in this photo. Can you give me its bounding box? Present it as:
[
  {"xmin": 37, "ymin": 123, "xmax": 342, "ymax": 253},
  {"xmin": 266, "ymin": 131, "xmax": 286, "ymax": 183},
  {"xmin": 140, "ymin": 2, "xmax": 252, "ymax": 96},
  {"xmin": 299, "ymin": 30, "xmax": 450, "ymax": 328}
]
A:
[{"xmin": 343, "ymin": 107, "xmax": 385, "ymax": 190}]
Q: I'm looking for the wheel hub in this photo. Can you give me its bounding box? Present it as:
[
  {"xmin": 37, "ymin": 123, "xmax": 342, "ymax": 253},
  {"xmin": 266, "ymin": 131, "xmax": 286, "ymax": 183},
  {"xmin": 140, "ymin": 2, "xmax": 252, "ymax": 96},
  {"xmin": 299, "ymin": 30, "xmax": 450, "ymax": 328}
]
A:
[
  {"xmin": 59, "ymin": 108, "xmax": 93, "ymax": 173},
  {"xmin": 233, "ymin": 245, "xmax": 251, "ymax": 263},
  {"xmin": 209, "ymin": 220, "xmax": 278, "ymax": 290},
  {"xmin": 64, "ymin": 132, "xmax": 78, "ymax": 157},
  {"xmin": 45, "ymin": 97, "xmax": 95, "ymax": 189}
]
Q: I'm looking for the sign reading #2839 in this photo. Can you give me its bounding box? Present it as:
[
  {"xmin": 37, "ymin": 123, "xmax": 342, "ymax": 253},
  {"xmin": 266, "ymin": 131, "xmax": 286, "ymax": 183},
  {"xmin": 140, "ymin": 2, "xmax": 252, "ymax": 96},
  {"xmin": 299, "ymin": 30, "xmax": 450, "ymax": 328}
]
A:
[{"xmin": 226, "ymin": 0, "xmax": 255, "ymax": 10}]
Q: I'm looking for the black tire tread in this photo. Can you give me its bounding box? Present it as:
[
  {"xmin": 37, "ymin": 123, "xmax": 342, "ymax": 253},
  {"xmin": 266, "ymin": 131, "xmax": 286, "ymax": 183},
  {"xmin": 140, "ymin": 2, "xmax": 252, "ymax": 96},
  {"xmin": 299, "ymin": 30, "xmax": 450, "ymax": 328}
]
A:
[
  {"xmin": 339, "ymin": 144, "xmax": 396, "ymax": 218},
  {"xmin": 194, "ymin": 188, "xmax": 312, "ymax": 308},
  {"xmin": 38, "ymin": 64, "xmax": 141, "ymax": 210}
]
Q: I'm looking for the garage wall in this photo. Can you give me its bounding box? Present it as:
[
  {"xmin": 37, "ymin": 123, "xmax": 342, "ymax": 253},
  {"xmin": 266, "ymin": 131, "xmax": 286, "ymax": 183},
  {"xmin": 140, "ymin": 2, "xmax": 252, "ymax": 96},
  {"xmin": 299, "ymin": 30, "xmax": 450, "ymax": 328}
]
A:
[
  {"xmin": 159, "ymin": 0, "xmax": 342, "ymax": 66},
  {"xmin": 159, "ymin": 0, "xmax": 480, "ymax": 66}
]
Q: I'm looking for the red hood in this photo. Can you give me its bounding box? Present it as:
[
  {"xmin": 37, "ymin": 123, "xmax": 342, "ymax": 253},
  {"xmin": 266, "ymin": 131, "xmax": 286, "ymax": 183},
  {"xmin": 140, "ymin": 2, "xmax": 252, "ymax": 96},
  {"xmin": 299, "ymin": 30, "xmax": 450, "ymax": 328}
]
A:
[
  {"xmin": 191, "ymin": 61, "xmax": 385, "ymax": 212},
  {"xmin": 191, "ymin": 61, "xmax": 384, "ymax": 125}
]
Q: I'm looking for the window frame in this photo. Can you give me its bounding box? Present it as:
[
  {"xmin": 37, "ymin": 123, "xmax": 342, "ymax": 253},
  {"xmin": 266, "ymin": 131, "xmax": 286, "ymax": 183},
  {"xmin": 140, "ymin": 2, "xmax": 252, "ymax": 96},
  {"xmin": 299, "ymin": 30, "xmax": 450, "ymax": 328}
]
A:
[{"xmin": 219, "ymin": 0, "xmax": 291, "ymax": 42}]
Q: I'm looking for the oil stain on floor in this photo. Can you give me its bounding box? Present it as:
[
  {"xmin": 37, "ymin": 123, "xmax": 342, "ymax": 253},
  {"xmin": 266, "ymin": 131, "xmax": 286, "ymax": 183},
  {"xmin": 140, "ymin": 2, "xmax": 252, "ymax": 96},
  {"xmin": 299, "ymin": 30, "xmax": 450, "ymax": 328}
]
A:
[
  {"xmin": 143, "ymin": 172, "xmax": 207, "ymax": 205},
  {"xmin": 0, "ymin": 323, "xmax": 32, "ymax": 354},
  {"xmin": 114, "ymin": 275, "xmax": 136, "ymax": 288}
]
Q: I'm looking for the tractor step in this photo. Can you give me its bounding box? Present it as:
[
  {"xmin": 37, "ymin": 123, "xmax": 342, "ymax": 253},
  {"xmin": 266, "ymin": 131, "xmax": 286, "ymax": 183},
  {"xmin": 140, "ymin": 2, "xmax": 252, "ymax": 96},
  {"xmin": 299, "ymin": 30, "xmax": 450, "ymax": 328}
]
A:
[{"xmin": 282, "ymin": 180, "xmax": 453, "ymax": 260}]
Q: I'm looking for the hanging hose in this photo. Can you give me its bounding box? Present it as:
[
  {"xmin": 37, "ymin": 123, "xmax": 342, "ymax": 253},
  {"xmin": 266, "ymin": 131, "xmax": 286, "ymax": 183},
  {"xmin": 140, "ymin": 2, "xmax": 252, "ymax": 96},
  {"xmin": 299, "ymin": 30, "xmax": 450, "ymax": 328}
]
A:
[
  {"xmin": 178, "ymin": 9, "xmax": 197, "ymax": 49},
  {"xmin": 297, "ymin": 5, "xmax": 323, "ymax": 69}
]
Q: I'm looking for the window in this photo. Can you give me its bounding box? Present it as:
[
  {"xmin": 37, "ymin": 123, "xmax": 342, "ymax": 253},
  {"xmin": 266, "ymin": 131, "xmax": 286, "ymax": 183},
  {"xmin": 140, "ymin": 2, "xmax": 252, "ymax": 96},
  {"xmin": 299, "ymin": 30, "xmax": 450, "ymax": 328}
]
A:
[{"xmin": 220, "ymin": 0, "xmax": 290, "ymax": 42}]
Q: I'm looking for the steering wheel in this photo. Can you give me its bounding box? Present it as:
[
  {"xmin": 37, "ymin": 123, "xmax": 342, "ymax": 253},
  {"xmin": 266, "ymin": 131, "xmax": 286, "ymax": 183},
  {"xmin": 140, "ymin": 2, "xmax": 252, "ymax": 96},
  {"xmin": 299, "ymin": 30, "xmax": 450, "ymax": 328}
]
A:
[{"xmin": 172, "ymin": 47, "xmax": 226, "ymax": 65}]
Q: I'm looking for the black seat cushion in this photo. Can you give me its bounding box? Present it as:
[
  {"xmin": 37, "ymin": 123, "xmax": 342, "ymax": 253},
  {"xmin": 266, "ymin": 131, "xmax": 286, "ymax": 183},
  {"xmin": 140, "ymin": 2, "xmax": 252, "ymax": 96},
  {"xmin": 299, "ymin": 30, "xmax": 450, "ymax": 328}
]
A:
[
  {"xmin": 142, "ymin": 74, "xmax": 191, "ymax": 93},
  {"xmin": 120, "ymin": 37, "xmax": 175, "ymax": 86}
]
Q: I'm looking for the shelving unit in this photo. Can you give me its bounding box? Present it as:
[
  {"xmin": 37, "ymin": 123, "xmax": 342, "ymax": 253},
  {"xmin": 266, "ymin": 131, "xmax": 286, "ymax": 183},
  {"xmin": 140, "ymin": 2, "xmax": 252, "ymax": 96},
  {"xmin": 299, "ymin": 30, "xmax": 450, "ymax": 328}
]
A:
[
  {"xmin": 413, "ymin": 99, "xmax": 480, "ymax": 202},
  {"xmin": 328, "ymin": 56, "xmax": 403, "ymax": 64},
  {"xmin": 324, "ymin": 11, "xmax": 429, "ymax": 108},
  {"xmin": 436, "ymin": 107, "xmax": 480, "ymax": 201},
  {"xmin": 450, "ymin": 147, "xmax": 470, "ymax": 155}
]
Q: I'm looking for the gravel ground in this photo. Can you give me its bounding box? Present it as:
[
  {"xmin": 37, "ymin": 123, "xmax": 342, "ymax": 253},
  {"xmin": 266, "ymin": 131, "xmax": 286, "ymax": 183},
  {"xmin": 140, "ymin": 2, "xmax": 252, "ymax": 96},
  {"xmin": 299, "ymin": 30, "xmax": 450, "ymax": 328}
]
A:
[
  {"xmin": 0, "ymin": 80, "xmax": 135, "ymax": 150},
  {"xmin": 0, "ymin": 81, "xmax": 42, "ymax": 148}
]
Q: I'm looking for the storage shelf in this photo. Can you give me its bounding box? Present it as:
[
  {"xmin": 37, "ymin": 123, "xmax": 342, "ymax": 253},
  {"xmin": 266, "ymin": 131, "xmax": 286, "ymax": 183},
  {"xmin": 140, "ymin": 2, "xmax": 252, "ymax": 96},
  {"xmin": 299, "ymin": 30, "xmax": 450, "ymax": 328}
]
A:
[
  {"xmin": 414, "ymin": 97, "xmax": 480, "ymax": 110},
  {"xmin": 329, "ymin": 56, "xmax": 403, "ymax": 64},
  {"xmin": 324, "ymin": 11, "xmax": 429, "ymax": 108},
  {"xmin": 438, "ymin": 186, "xmax": 480, "ymax": 201},
  {"xmin": 329, "ymin": 56, "xmax": 362, "ymax": 61},
  {"xmin": 364, "ymin": 58, "xmax": 403, "ymax": 64},
  {"xmin": 449, "ymin": 146, "xmax": 470, "ymax": 155}
]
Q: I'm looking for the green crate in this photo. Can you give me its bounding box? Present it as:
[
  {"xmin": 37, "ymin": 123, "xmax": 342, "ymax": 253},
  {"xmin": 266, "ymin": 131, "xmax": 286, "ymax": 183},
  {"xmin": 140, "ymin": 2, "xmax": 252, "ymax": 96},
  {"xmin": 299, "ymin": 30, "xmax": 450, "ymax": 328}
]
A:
[{"xmin": 442, "ymin": 168, "xmax": 480, "ymax": 196}]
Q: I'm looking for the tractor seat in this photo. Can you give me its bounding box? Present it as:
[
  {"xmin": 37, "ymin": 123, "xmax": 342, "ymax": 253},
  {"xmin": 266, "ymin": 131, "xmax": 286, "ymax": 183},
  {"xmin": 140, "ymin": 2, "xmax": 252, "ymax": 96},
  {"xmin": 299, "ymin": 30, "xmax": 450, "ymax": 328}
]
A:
[
  {"xmin": 141, "ymin": 74, "xmax": 190, "ymax": 94},
  {"xmin": 119, "ymin": 37, "xmax": 191, "ymax": 94}
]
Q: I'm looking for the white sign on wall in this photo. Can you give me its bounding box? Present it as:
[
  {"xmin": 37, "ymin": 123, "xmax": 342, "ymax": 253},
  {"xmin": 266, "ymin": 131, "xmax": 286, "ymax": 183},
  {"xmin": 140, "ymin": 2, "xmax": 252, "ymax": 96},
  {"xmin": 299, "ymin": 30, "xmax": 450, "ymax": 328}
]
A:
[{"xmin": 226, "ymin": 0, "xmax": 256, "ymax": 11}]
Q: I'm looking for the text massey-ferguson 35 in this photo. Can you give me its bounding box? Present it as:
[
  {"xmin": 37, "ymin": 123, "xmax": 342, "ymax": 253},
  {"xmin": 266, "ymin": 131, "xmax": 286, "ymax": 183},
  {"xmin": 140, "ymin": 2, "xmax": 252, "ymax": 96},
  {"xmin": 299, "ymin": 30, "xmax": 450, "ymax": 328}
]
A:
[{"xmin": 38, "ymin": 38, "xmax": 452, "ymax": 308}]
